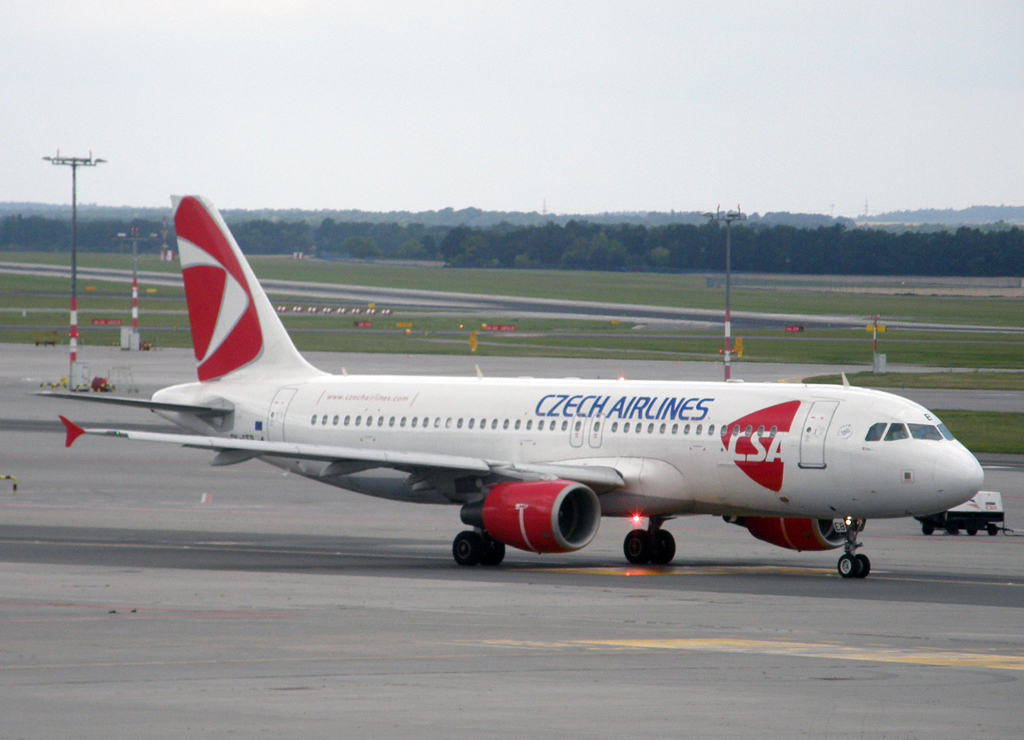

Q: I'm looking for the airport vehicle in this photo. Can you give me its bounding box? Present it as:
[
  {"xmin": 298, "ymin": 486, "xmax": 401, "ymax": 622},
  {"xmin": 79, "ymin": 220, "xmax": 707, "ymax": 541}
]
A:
[
  {"xmin": 53, "ymin": 196, "xmax": 985, "ymax": 578},
  {"xmin": 916, "ymin": 490, "xmax": 1003, "ymax": 536}
]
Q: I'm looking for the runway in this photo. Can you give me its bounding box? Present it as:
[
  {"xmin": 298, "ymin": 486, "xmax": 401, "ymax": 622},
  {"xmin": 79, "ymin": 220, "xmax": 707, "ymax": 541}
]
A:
[{"xmin": 2, "ymin": 345, "xmax": 1022, "ymax": 738}]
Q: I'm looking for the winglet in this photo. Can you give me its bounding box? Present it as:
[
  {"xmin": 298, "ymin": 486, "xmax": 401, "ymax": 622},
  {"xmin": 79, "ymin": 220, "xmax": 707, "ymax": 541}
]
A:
[{"xmin": 59, "ymin": 416, "xmax": 86, "ymax": 447}]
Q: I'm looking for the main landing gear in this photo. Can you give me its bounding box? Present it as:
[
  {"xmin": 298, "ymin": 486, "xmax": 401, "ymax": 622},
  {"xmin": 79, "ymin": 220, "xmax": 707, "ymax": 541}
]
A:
[
  {"xmin": 623, "ymin": 517, "xmax": 675, "ymax": 565},
  {"xmin": 452, "ymin": 530, "xmax": 506, "ymax": 566},
  {"xmin": 836, "ymin": 519, "xmax": 870, "ymax": 579}
]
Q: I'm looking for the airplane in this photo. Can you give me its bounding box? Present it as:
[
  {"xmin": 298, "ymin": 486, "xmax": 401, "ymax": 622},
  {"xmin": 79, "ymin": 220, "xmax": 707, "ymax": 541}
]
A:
[{"xmin": 51, "ymin": 196, "xmax": 985, "ymax": 579}]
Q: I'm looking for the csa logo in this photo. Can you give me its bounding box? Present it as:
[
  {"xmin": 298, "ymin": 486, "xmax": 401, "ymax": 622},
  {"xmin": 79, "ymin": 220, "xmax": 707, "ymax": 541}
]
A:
[
  {"xmin": 174, "ymin": 197, "xmax": 263, "ymax": 381},
  {"xmin": 721, "ymin": 401, "xmax": 801, "ymax": 492}
]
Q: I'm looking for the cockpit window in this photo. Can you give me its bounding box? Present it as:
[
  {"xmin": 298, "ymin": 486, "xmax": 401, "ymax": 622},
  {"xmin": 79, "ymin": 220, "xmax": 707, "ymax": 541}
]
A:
[
  {"xmin": 908, "ymin": 423, "xmax": 943, "ymax": 441},
  {"xmin": 937, "ymin": 423, "xmax": 955, "ymax": 441},
  {"xmin": 884, "ymin": 423, "xmax": 909, "ymax": 441},
  {"xmin": 865, "ymin": 422, "xmax": 886, "ymax": 442}
]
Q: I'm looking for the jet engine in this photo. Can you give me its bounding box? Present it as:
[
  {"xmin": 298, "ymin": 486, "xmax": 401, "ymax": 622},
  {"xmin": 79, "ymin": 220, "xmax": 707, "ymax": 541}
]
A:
[
  {"xmin": 461, "ymin": 480, "xmax": 601, "ymax": 553},
  {"xmin": 730, "ymin": 516, "xmax": 847, "ymax": 551}
]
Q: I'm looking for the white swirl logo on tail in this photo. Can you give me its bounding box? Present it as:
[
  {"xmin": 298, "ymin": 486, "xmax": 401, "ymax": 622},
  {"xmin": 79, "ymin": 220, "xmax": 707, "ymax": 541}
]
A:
[{"xmin": 174, "ymin": 197, "xmax": 263, "ymax": 381}]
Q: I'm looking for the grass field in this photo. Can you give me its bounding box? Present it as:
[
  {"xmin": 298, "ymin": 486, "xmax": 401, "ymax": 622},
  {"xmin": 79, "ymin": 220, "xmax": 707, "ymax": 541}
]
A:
[
  {"xmin": 2, "ymin": 253, "xmax": 1022, "ymax": 368},
  {"xmin": 932, "ymin": 410, "xmax": 1024, "ymax": 455},
  {"xmin": 5, "ymin": 250, "xmax": 1024, "ymax": 326}
]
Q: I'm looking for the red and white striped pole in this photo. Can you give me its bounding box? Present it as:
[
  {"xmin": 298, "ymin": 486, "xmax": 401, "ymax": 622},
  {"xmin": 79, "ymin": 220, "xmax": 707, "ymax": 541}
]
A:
[
  {"xmin": 131, "ymin": 229, "xmax": 139, "ymax": 334},
  {"xmin": 42, "ymin": 151, "xmax": 105, "ymax": 386}
]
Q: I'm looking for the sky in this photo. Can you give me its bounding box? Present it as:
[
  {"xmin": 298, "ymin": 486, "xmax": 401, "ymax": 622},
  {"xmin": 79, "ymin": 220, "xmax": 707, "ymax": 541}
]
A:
[{"xmin": 2, "ymin": 1, "xmax": 1022, "ymax": 217}]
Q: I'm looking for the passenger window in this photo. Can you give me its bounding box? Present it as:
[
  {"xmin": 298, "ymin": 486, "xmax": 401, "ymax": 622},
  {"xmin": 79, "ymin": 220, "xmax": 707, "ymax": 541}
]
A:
[
  {"xmin": 344, "ymin": 415, "xmax": 350, "ymax": 426},
  {"xmin": 332, "ymin": 415, "xmax": 339, "ymax": 426},
  {"xmin": 434, "ymin": 418, "xmax": 440, "ymax": 428},
  {"xmin": 937, "ymin": 423, "xmax": 955, "ymax": 441},
  {"xmin": 411, "ymin": 417, "xmax": 417, "ymax": 428},
  {"xmin": 683, "ymin": 424, "xmax": 690, "ymax": 435},
  {"xmin": 378, "ymin": 416, "xmax": 384, "ymax": 426},
  {"xmin": 611, "ymin": 422, "xmax": 619, "ymax": 432},
  {"xmin": 636, "ymin": 423, "xmax": 642, "ymax": 434},
  {"xmin": 709, "ymin": 424, "xmax": 716, "ymax": 436},
  {"xmin": 624, "ymin": 422, "xmax": 631, "ymax": 433},
  {"xmin": 660, "ymin": 423, "xmax": 666, "ymax": 434},
  {"xmin": 400, "ymin": 417, "xmax": 406, "ymax": 427},
  {"xmin": 322, "ymin": 415, "xmax": 328, "ymax": 426},
  {"xmin": 457, "ymin": 418, "xmax": 463, "ymax": 429},
  {"xmin": 562, "ymin": 420, "xmax": 569, "ymax": 431},
  {"xmin": 576, "ymin": 420, "xmax": 583, "ymax": 432},
  {"xmin": 695, "ymin": 424, "xmax": 702, "ymax": 435},
  {"xmin": 503, "ymin": 419, "xmax": 509, "ymax": 430},
  {"xmin": 389, "ymin": 417, "xmax": 395, "ymax": 427},
  {"xmin": 671, "ymin": 423, "xmax": 678, "ymax": 434},
  {"xmin": 756, "ymin": 425, "xmax": 764, "ymax": 436},
  {"xmin": 310, "ymin": 415, "xmax": 317, "ymax": 425},
  {"xmin": 514, "ymin": 420, "xmax": 521, "ymax": 430},
  {"xmin": 647, "ymin": 423, "xmax": 654, "ymax": 434},
  {"xmin": 884, "ymin": 423, "xmax": 909, "ymax": 441},
  {"xmin": 445, "ymin": 418, "xmax": 452, "ymax": 429},
  {"xmin": 865, "ymin": 422, "xmax": 886, "ymax": 442},
  {"xmin": 468, "ymin": 419, "xmax": 475, "ymax": 429},
  {"xmin": 355, "ymin": 416, "xmax": 362, "ymax": 426},
  {"xmin": 526, "ymin": 420, "xmax": 533, "ymax": 430},
  {"xmin": 491, "ymin": 419, "xmax": 498, "ymax": 430},
  {"xmin": 908, "ymin": 423, "xmax": 943, "ymax": 441},
  {"xmin": 769, "ymin": 425, "xmax": 777, "ymax": 437},
  {"xmin": 594, "ymin": 421, "xmax": 601, "ymax": 432},
  {"xmin": 743, "ymin": 425, "xmax": 751, "ymax": 436}
]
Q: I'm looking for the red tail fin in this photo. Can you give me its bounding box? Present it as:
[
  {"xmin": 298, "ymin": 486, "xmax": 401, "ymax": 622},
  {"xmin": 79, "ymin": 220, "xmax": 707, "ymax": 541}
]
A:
[{"xmin": 172, "ymin": 196, "xmax": 320, "ymax": 382}]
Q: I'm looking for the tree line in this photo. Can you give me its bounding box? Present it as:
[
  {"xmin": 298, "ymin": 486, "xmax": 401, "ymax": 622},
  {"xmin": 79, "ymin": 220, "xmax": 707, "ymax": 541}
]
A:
[{"xmin": 2, "ymin": 213, "xmax": 1022, "ymax": 277}]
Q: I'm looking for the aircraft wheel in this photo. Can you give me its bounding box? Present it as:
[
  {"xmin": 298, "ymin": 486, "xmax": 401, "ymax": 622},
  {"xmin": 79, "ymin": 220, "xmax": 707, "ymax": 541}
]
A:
[
  {"xmin": 854, "ymin": 553, "xmax": 871, "ymax": 578},
  {"xmin": 987, "ymin": 524, "xmax": 999, "ymax": 536},
  {"xmin": 453, "ymin": 531, "xmax": 485, "ymax": 566},
  {"xmin": 837, "ymin": 553, "xmax": 861, "ymax": 579},
  {"xmin": 921, "ymin": 524, "xmax": 934, "ymax": 536},
  {"xmin": 623, "ymin": 529, "xmax": 654, "ymax": 564},
  {"xmin": 479, "ymin": 538, "xmax": 506, "ymax": 566},
  {"xmin": 649, "ymin": 530, "xmax": 676, "ymax": 565}
]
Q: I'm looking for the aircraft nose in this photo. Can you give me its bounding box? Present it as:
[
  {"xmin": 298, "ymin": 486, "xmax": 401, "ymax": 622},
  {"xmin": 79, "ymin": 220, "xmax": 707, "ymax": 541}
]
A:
[{"xmin": 933, "ymin": 446, "xmax": 985, "ymax": 506}]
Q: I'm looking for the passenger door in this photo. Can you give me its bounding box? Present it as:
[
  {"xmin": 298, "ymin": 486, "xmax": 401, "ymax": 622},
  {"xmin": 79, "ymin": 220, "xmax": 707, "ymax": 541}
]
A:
[
  {"xmin": 799, "ymin": 401, "xmax": 839, "ymax": 469},
  {"xmin": 267, "ymin": 387, "xmax": 297, "ymax": 442}
]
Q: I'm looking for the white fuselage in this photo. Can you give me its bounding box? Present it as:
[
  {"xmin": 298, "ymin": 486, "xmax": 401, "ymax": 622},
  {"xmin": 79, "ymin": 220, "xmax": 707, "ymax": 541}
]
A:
[{"xmin": 153, "ymin": 374, "xmax": 984, "ymax": 521}]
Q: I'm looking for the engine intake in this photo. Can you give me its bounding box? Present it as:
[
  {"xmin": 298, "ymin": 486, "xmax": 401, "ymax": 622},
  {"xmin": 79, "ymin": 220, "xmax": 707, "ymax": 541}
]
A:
[
  {"xmin": 461, "ymin": 480, "xmax": 601, "ymax": 553},
  {"xmin": 731, "ymin": 516, "xmax": 848, "ymax": 551}
]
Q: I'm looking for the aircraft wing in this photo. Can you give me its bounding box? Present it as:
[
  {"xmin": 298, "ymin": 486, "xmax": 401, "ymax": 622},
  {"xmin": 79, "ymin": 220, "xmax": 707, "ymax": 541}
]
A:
[{"xmin": 59, "ymin": 417, "xmax": 624, "ymax": 491}]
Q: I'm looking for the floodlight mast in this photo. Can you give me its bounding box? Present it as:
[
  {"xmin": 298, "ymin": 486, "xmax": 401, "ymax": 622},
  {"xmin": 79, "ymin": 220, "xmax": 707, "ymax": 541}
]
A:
[
  {"xmin": 702, "ymin": 205, "xmax": 746, "ymax": 381},
  {"xmin": 42, "ymin": 151, "xmax": 106, "ymax": 383}
]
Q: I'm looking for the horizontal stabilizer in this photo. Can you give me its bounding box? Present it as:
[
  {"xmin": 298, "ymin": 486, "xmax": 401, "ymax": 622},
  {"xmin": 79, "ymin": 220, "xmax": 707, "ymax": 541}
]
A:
[{"xmin": 37, "ymin": 392, "xmax": 232, "ymax": 418}]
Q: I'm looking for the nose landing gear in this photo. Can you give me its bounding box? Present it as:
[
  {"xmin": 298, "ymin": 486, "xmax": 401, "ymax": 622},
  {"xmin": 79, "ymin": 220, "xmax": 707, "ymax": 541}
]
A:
[
  {"xmin": 836, "ymin": 519, "xmax": 869, "ymax": 579},
  {"xmin": 623, "ymin": 517, "xmax": 676, "ymax": 565}
]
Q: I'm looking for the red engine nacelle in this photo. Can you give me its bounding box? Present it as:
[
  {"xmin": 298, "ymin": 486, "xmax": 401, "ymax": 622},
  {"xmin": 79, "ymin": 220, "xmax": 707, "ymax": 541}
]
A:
[
  {"xmin": 738, "ymin": 517, "xmax": 847, "ymax": 551},
  {"xmin": 461, "ymin": 480, "xmax": 601, "ymax": 553}
]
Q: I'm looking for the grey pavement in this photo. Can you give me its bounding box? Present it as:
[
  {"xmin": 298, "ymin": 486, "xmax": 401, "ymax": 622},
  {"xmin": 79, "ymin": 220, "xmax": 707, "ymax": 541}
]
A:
[{"xmin": 1, "ymin": 344, "xmax": 1022, "ymax": 739}]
